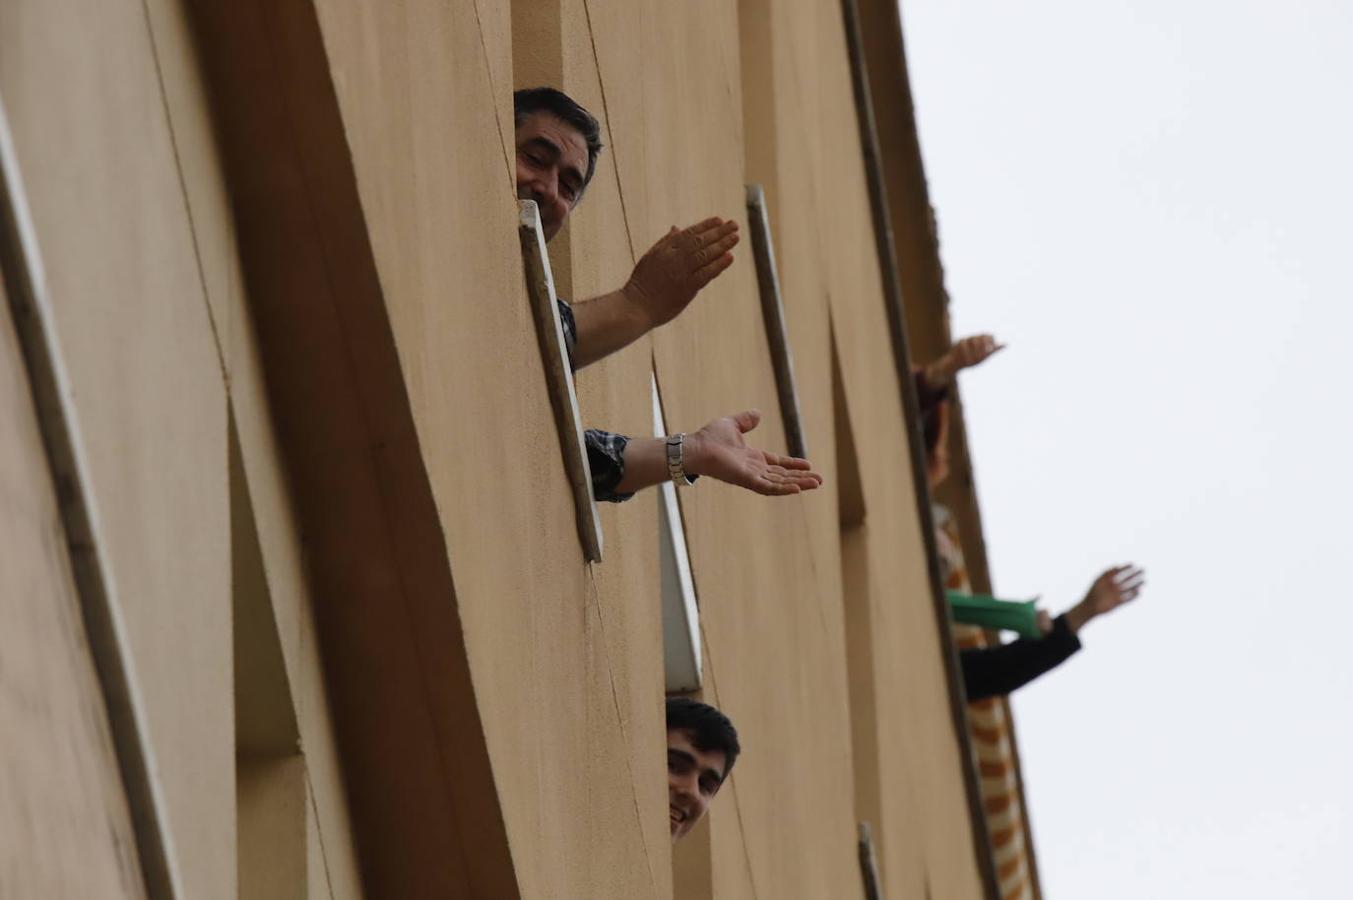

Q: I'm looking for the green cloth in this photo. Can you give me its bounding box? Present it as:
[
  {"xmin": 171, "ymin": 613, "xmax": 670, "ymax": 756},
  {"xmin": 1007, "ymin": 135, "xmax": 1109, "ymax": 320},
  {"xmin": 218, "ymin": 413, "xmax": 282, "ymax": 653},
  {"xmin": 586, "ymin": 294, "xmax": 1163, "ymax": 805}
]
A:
[{"xmin": 945, "ymin": 591, "xmax": 1042, "ymax": 639}]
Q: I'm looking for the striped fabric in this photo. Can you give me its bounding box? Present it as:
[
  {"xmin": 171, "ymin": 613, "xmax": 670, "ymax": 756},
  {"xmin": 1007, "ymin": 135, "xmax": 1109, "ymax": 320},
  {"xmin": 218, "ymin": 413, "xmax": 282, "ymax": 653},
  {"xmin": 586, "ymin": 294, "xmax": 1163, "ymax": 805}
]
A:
[{"xmin": 934, "ymin": 506, "xmax": 1035, "ymax": 900}]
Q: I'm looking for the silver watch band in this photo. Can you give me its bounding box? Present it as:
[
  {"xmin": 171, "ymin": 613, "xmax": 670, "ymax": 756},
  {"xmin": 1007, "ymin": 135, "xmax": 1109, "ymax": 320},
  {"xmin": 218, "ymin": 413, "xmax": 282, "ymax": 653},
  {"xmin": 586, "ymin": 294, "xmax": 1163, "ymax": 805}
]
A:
[{"xmin": 666, "ymin": 433, "xmax": 692, "ymax": 486}]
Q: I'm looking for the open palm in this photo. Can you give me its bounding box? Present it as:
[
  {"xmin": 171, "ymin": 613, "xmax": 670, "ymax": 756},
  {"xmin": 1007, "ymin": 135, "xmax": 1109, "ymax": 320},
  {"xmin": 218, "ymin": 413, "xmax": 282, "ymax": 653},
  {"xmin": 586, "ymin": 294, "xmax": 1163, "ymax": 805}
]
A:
[
  {"xmin": 1082, "ymin": 565, "xmax": 1146, "ymax": 617},
  {"xmin": 689, "ymin": 410, "xmax": 823, "ymax": 497}
]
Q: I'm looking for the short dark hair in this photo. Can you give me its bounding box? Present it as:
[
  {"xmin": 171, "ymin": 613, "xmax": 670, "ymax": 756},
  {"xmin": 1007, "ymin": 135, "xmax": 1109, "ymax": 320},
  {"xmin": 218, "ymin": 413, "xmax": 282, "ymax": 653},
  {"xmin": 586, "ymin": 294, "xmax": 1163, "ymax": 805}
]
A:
[
  {"xmin": 666, "ymin": 697, "xmax": 741, "ymax": 781},
  {"xmin": 513, "ymin": 87, "xmax": 604, "ymax": 193}
]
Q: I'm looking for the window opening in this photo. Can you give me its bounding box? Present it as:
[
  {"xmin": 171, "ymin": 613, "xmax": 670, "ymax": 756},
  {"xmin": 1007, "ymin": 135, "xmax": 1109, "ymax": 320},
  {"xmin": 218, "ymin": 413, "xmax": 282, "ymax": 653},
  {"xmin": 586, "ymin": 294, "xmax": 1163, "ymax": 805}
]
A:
[
  {"xmin": 833, "ymin": 336, "xmax": 882, "ymax": 859},
  {"xmin": 231, "ymin": 416, "xmax": 307, "ymax": 899}
]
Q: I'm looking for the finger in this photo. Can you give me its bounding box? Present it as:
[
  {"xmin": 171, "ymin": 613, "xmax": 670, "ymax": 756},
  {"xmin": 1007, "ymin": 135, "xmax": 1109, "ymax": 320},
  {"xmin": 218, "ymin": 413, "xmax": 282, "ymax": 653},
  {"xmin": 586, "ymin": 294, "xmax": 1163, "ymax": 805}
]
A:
[
  {"xmin": 753, "ymin": 475, "xmax": 800, "ymax": 496},
  {"xmin": 692, "ymin": 218, "xmax": 737, "ymax": 242},
  {"xmin": 1119, "ymin": 582, "xmax": 1146, "ymax": 600},
  {"xmin": 704, "ymin": 230, "xmax": 740, "ymax": 258},
  {"xmin": 1117, "ymin": 568, "xmax": 1146, "ymax": 585},
  {"xmin": 1119, "ymin": 577, "xmax": 1144, "ymax": 592},
  {"xmin": 766, "ymin": 466, "xmax": 823, "ymax": 488},
  {"xmin": 763, "ymin": 473, "xmax": 800, "ymax": 495},
  {"xmin": 693, "ymin": 252, "xmax": 735, "ymax": 287},
  {"xmin": 766, "ymin": 463, "xmax": 821, "ymax": 480},
  {"xmin": 1116, "ymin": 570, "xmax": 1147, "ymax": 589},
  {"xmin": 684, "ymin": 217, "xmax": 725, "ymax": 239},
  {"xmin": 687, "ymin": 224, "xmax": 738, "ymax": 264},
  {"xmin": 732, "ymin": 409, "xmax": 761, "ymax": 433}
]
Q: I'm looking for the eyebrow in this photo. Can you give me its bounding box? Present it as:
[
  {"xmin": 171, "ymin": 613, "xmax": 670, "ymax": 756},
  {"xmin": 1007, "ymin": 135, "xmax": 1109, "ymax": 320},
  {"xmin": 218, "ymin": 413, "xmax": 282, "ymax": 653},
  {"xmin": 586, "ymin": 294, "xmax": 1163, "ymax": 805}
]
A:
[
  {"xmin": 524, "ymin": 135, "xmax": 584, "ymax": 191},
  {"xmin": 669, "ymin": 748, "xmax": 726, "ymax": 788}
]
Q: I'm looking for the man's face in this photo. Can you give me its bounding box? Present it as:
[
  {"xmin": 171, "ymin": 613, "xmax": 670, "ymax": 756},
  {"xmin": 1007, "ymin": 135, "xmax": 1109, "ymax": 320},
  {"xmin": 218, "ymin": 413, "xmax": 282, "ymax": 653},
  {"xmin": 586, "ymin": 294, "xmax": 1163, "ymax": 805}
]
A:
[
  {"xmin": 514, "ymin": 112, "xmax": 589, "ymax": 243},
  {"xmin": 667, "ymin": 728, "xmax": 728, "ymax": 842}
]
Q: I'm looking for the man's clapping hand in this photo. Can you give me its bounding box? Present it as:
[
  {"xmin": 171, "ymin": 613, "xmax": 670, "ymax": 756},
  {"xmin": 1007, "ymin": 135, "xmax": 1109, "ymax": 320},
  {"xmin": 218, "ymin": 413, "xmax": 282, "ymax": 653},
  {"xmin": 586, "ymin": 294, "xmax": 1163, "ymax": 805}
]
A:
[{"xmin": 623, "ymin": 218, "xmax": 740, "ymax": 328}]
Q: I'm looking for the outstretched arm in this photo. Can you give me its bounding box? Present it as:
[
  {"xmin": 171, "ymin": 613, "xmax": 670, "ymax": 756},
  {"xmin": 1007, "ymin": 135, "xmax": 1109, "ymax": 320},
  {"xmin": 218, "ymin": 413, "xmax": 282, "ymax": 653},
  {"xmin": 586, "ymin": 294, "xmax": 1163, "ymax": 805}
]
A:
[
  {"xmin": 961, "ymin": 615, "xmax": 1082, "ymax": 701},
  {"xmin": 960, "ymin": 564, "xmax": 1146, "ymax": 700},
  {"xmin": 922, "ymin": 333, "xmax": 1005, "ymax": 388},
  {"xmin": 570, "ymin": 217, "xmax": 740, "ymax": 369},
  {"xmin": 614, "ymin": 409, "xmax": 822, "ymax": 497}
]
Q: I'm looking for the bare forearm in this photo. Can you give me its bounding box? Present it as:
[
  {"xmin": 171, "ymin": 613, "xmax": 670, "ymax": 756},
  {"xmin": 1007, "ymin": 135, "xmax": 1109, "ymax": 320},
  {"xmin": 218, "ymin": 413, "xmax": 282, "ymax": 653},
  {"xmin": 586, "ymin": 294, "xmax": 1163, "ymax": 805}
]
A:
[
  {"xmin": 923, "ymin": 358, "xmax": 956, "ymax": 387},
  {"xmin": 613, "ymin": 436, "xmax": 670, "ymax": 494},
  {"xmin": 570, "ymin": 287, "xmax": 653, "ymax": 369},
  {"xmin": 1063, "ymin": 600, "xmax": 1094, "ymax": 634},
  {"xmin": 615, "ymin": 432, "xmax": 723, "ymax": 494}
]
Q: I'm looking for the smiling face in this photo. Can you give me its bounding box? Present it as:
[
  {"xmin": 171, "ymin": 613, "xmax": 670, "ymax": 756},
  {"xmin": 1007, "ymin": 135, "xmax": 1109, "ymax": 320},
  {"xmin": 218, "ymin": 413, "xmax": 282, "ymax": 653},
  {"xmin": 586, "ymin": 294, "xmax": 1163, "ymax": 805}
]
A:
[
  {"xmin": 514, "ymin": 112, "xmax": 589, "ymax": 243},
  {"xmin": 667, "ymin": 728, "xmax": 728, "ymax": 842}
]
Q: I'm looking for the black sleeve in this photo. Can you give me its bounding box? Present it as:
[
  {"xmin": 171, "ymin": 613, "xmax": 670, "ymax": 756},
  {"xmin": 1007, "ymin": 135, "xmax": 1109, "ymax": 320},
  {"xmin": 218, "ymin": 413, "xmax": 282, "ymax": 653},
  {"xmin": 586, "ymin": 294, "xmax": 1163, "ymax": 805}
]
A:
[
  {"xmin": 913, "ymin": 368, "xmax": 950, "ymax": 416},
  {"xmin": 959, "ymin": 614, "xmax": 1082, "ymax": 701}
]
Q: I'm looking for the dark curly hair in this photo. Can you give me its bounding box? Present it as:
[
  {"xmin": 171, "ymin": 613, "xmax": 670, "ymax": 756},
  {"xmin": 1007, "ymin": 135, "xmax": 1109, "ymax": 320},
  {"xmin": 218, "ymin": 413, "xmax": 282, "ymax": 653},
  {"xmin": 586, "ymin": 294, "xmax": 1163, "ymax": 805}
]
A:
[
  {"xmin": 666, "ymin": 696, "xmax": 741, "ymax": 781},
  {"xmin": 512, "ymin": 87, "xmax": 604, "ymax": 195}
]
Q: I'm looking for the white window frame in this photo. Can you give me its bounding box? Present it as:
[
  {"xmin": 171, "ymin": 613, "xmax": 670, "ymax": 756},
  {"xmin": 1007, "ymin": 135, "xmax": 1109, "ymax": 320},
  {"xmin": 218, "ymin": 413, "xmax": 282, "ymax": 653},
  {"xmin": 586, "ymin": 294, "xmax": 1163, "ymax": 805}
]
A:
[{"xmin": 652, "ymin": 373, "xmax": 701, "ymax": 691}]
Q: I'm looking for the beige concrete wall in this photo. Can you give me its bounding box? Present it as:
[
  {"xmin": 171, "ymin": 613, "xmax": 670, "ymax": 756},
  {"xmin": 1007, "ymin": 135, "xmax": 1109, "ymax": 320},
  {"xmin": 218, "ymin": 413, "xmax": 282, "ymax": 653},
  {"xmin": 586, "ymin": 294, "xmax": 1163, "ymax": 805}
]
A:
[
  {"xmin": 1, "ymin": 1, "xmax": 367, "ymax": 896},
  {"xmin": 0, "ymin": 2, "xmax": 232, "ymax": 896},
  {"xmin": 2, "ymin": 0, "xmax": 990, "ymax": 897},
  {"xmin": 0, "ymin": 283, "xmax": 147, "ymax": 900},
  {"xmin": 299, "ymin": 1, "xmax": 672, "ymax": 895},
  {"xmin": 529, "ymin": 1, "xmax": 986, "ymax": 897},
  {"xmin": 732, "ymin": 2, "xmax": 989, "ymax": 896},
  {"xmin": 223, "ymin": 0, "xmax": 983, "ymax": 895}
]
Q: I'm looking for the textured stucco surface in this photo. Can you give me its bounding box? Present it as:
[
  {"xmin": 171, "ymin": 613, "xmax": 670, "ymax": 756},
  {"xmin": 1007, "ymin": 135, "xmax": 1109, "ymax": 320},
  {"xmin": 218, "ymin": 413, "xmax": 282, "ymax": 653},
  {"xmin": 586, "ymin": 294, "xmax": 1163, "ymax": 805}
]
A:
[
  {"xmin": 302, "ymin": 0, "xmax": 672, "ymax": 895},
  {"xmin": 0, "ymin": 284, "xmax": 147, "ymax": 900},
  {"xmin": 255, "ymin": 0, "xmax": 985, "ymax": 894},
  {"xmin": 0, "ymin": 1, "xmax": 368, "ymax": 896},
  {"xmin": 0, "ymin": 0, "xmax": 989, "ymax": 896},
  {"xmin": 734, "ymin": 3, "xmax": 987, "ymax": 897},
  {"xmin": 0, "ymin": 2, "xmax": 232, "ymax": 896}
]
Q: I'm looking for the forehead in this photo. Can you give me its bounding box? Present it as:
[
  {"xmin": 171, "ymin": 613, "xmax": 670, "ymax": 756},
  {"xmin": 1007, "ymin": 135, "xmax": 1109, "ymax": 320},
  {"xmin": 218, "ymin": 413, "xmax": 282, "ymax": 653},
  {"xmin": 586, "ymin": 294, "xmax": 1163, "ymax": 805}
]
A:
[
  {"xmin": 667, "ymin": 728, "xmax": 727, "ymax": 780},
  {"xmin": 515, "ymin": 112, "xmax": 589, "ymax": 165}
]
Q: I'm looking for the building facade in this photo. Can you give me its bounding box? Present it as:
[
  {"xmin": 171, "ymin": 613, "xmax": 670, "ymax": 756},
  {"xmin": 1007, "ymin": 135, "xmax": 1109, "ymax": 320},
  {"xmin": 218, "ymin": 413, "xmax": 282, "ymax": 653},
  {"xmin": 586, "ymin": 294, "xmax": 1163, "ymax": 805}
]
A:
[{"xmin": 0, "ymin": 1, "xmax": 1036, "ymax": 897}]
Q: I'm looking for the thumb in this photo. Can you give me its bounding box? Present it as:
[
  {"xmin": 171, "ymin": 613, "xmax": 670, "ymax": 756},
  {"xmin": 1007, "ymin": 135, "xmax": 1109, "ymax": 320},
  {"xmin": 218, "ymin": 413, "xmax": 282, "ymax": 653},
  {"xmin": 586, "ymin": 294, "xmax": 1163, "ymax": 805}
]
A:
[{"xmin": 732, "ymin": 409, "xmax": 762, "ymax": 433}]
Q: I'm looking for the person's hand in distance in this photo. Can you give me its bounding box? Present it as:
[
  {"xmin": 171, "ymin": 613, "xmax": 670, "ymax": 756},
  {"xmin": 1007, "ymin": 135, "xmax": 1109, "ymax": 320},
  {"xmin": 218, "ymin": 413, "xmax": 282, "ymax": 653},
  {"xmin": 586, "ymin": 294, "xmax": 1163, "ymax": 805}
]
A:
[
  {"xmin": 1065, "ymin": 565, "xmax": 1146, "ymax": 633},
  {"xmin": 926, "ymin": 333, "xmax": 1006, "ymax": 385}
]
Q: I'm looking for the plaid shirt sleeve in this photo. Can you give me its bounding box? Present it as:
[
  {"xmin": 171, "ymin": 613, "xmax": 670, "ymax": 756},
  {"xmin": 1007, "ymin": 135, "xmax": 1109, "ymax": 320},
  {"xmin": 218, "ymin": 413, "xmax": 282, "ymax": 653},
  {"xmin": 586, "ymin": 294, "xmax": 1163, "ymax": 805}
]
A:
[
  {"xmin": 558, "ymin": 298, "xmax": 579, "ymax": 363},
  {"xmin": 585, "ymin": 428, "xmax": 634, "ymax": 503},
  {"xmin": 559, "ymin": 298, "xmax": 635, "ymax": 503}
]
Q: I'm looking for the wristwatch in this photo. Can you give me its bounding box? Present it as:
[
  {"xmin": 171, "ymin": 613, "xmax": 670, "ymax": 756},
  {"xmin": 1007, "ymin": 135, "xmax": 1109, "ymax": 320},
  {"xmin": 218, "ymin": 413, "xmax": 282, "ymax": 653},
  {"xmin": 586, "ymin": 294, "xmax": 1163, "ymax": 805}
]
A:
[{"xmin": 666, "ymin": 433, "xmax": 694, "ymax": 486}]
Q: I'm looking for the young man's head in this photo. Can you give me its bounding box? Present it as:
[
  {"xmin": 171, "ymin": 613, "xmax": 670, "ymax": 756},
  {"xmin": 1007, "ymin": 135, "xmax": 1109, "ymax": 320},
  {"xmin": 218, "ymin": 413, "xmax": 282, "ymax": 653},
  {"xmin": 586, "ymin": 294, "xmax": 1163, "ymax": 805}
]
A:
[
  {"xmin": 513, "ymin": 87, "xmax": 603, "ymax": 242},
  {"xmin": 666, "ymin": 697, "xmax": 740, "ymax": 842}
]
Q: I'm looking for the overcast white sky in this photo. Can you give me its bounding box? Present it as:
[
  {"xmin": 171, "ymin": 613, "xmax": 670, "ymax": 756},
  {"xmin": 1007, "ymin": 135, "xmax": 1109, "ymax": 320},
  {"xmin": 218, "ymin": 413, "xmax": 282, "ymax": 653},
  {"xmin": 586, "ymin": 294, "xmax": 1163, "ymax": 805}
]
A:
[{"xmin": 897, "ymin": 1, "xmax": 1353, "ymax": 896}]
